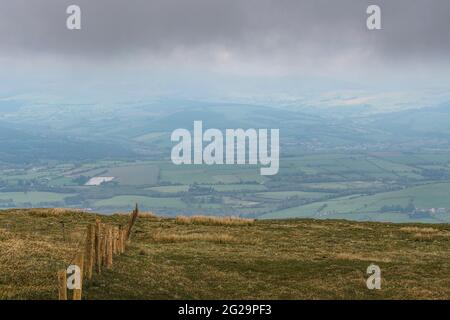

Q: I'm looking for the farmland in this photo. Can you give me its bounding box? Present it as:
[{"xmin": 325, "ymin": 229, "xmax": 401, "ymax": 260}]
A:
[
  {"xmin": 3, "ymin": 101, "xmax": 450, "ymax": 222},
  {"xmin": 2, "ymin": 151, "xmax": 450, "ymax": 222}
]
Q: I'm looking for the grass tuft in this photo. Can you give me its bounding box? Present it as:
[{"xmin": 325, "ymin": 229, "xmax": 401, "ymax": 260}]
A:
[
  {"xmin": 175, "ymin": 215, "xmax": 254, "ymax": 226},
  {"xmin": 151, "ymin": 231, "xmax": 237, "ymax": 244}
]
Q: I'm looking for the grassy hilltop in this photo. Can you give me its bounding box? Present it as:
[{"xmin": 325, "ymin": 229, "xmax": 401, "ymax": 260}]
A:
[{"xmin": 1, "ymin": 209, "xmax": 450, "ymax": 300}]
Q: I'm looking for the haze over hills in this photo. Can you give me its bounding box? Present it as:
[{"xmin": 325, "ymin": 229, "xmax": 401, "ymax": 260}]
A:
[
  {"xmin": 2, "ymin": 94, "xmax": 450, "ymax": 222},
  {"xmin": 2, "ymin": 95, "xmax": 450, "ymax": 157}
]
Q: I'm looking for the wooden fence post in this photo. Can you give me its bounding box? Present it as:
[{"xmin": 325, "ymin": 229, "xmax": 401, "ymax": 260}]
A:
[
  {"xmin": 84, "ymin": 224, "xmax": 95, "ymax": 280},
  {"xmin": 73, "ymin": 252, "xmax": 84, "ymax": 300},
  {"xmin": 102, "ymin": 224, "xmax": 108, "ymax": 267},
  {"xmin": 57, "ymin": 269, "xmax": 67, "ymax": 300},
  {"xmin": 126, "ymin": 204, "xmax": 139, "ymax": 240},
  {"xmin": 118, "ymin": 227, "xmax": 121, "ymax": 253},
  {"xmin": 95, "ymin": 220, "xmax": 101, "ymax": 274},
  {"xmin": 122, "ymin": 228, "xmax": 127, "ymax": 251},
  {"xmin": 112, "ymin": 226, "xmax": 117, "ymax": 255},
  {"xmin": 118, "ymin": 226, "xmax": 124, "ymax": 253},
  {"xmin": 113, "ymin": 227, "xmax": 117, "ymax": 255},
  {"xmin": 106, "ymin": 226, "xmax": 113, "ymax": 269}
]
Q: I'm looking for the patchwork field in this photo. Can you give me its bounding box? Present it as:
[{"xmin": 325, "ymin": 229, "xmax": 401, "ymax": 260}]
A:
[
  {"xmin": 0, "ymin": 192, "xmax": 72, "ymax": 207},
  {"xmin": 104, "ymin": 164, "xmax": 159, "ymax": 186},
  {"xmin": 263, "ymin": 182, "xmax": 450, "ymax": 222},
  {"xmin": 95, "ymin": 196, "xmax": 186, "ymax": 210},
  {"xmin": 2, "ymin": 152, "xmax": 450, "ymax": 222},
  {"xmin": 2, "ymin": 209, "xmax": 450, "ymax": 300}
]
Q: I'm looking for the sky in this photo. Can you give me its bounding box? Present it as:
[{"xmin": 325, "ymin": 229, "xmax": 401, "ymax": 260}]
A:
[{"xmin": 1, "ymin": 0, "xmax": 450, "ymax": 103}]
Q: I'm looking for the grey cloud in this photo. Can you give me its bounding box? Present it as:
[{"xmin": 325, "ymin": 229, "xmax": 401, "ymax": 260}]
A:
[{"xmin": 0, "ymin": 0, "xmax": 450, "ymax": 67}]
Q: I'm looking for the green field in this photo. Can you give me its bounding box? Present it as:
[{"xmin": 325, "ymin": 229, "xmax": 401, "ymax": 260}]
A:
[
  {"xmin": 95, "ymin": 195, "xmax": 186, "ymax": 209},
  {"xmin": 209, "ymin": 184, "xmax": 266, "ymax": 192},
  {"xmin": 0, "ymin": 192, "xmax": 72, "ymax": 206},
  {"xmin": 298, "ymin": 181, "xmax": 385, "ymax": 191},
  {"xmin": 105, "ymin": 164, "xmax": 159, "ymax": 186},
  {"xmin": 2, "ymin": 151, "xmax": 450, "ymax": 221},
  {"xmin": 255, "ymin": 191, "xmax": 329, "ymax": 200},
  {"xmin": 263, "ymin": 182, "xmax": 450, "ymax": 222},
  {"xmin": 159, "ymin": 163, "xmax": 267, "ymax": 185},
  {"xmin": 147, "ymin": 185, "xmax": 190, "ymax": 193}
]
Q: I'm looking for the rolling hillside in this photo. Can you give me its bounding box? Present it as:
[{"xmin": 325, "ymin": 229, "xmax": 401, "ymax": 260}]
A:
[{"xmin": 2, "ymin": 209, "xmax": 450, "ymax": 299}]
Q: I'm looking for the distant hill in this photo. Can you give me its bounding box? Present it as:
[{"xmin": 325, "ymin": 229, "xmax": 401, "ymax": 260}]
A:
[
  {"xmin": 3, "ymin": 99, "xmax": 450, "ymax": 155},
  {"xmin": 364, "ymin": 103, "xmax": 450, "ymax": 137},
  {"xmin": 0, "ymin": 122, "xmax": 133, "ymax": 164}
]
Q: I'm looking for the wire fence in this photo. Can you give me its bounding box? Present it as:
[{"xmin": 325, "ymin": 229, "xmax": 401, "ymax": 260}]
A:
[{"xmin": 57, "ymin": 205, "xmax": 139, "ymax": 300}]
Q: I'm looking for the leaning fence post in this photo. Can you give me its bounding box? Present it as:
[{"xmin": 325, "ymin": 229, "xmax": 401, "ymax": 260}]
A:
[
  {"xmin": 73, "ymin": 252, "xmax": 84, "ymax": 300},
  {"xmin": 126, "ymin": 204, "xmax": 139, "ymax": 240},
  {"xmin": 57, "ymin": 269, "xmax": 67, "ymax": 300}
]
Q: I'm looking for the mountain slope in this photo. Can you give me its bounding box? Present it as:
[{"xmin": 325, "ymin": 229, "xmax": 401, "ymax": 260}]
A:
[{"xmin": 2, "ymin": 209, "xmax": 450, "ymax": 299}]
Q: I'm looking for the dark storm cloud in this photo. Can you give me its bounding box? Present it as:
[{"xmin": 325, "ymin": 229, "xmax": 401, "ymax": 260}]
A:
[{"xmin": 0, "ymin": 0, "xmax": 449, "ymax": 65}]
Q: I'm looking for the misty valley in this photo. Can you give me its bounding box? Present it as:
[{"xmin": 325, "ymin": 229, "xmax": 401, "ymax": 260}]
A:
[
  {"xmin": 4, "ymin": 0, "xmax": 450, "ymax": 303},
  {"xmin": 1, "ymin": 99, "xmax": 450, "ymax": 223}
]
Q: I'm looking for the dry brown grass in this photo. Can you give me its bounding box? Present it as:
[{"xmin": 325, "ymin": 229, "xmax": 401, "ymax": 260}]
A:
[
  {"xmin": 114, "ymin": 211, "xmax": 157, "ymax": 221},
  {"xmin": 151, "ymin": 231, "xmax": 238, "ymax": 244},
  {"xmin": 4, "ymin": 209, "xmax": 450, "ymax": 300},
  {"xmin": 334, "ymin": 252, "xmax": 393, "ymax": 263},
  {"xmin": 0, "ymin": 226, "xmax": 77, "ymax": 299},
  {"xmin": 0, "ymin": 209, "xmax": 132, "ymax": 299},
  {"xmin": 27, "ymin": 208, "xmax": 83, "ymax": 218},
  {"xmin": 175, "ymin": 215, "xmax": 254, "ymax": 226},
  {"xmin": 400, "ymin": 226, "xmax": 450, "ymax": 240},
  {"xmin": 400, "ymin": 226, "xmax": 441, "ymax": 234},
  {"xmin": 138, "ymin": 211, "xmax": 157, "ymax": 218}
]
